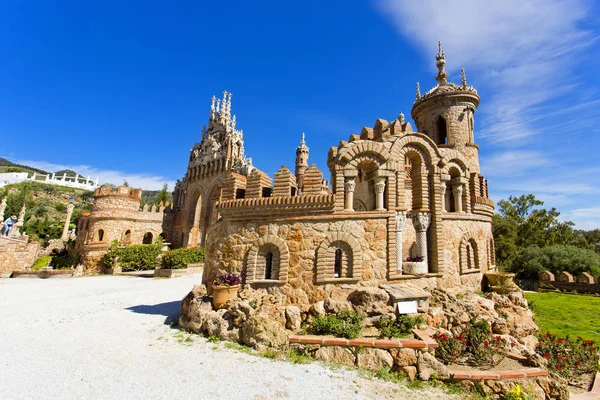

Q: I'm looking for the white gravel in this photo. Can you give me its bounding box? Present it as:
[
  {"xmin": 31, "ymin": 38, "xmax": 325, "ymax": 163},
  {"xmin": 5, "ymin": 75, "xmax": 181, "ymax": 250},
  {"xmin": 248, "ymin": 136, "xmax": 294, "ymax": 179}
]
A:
[{"xmin": 0, "ymin": 275, "xmax": 457, "ymax": 400}]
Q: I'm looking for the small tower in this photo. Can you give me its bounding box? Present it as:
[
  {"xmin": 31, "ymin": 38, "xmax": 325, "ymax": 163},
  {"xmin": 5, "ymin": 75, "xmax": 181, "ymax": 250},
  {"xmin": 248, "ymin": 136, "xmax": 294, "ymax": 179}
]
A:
[
  {"xmin": 411, "ymin": 42, "xmax": 480, "ymax": 170},
  {"xmin": 295, "ymin": 133, "xmax": 309, "ymax": 189}
]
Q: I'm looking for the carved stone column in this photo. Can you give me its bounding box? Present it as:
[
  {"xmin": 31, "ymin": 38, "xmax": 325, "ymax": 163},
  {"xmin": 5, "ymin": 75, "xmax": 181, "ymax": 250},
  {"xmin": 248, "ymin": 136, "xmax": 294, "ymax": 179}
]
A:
[
  {"xmin": 395, "ymin": 211, "xmax": 407, "ymax": 273},
  {"xmin": 441, "ymin": 183, "xmax": 447, "ymax": 212},
  {"xmin": 344, "ymin": 178, "xmax": 356, "ymax": 211},
  {"xmin": 412, "ymin": 212, "xmax": 431, "ymax": 266},
  {"xmin": 374, "ymin": 177, "xmax": 386, "ymax": 211},
  {"xmin": 453, "ymin": 184, "xmax": 464, "ymax": 213},
  {"xmin": 61, "ymin": 203, "xmax": 75, "ymax": 241}
]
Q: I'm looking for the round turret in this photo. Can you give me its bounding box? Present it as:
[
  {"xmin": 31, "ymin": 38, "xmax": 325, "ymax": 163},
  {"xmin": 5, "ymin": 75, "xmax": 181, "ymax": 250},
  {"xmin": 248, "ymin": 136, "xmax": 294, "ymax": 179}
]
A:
[{"xmin": 411, "ymin": 43, "xmax": 480, "ymax": 152}]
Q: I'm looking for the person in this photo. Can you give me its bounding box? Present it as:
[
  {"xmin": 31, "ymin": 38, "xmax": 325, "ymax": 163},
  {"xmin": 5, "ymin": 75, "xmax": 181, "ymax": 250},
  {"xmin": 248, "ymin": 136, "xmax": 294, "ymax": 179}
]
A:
[{"xmin": 3, "ymin": 215, "xmax": 16, "ymax": 236}]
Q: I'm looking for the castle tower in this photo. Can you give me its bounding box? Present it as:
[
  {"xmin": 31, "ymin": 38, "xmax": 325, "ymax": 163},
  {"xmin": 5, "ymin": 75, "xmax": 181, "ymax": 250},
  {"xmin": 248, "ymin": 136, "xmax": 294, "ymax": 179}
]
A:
[
  {"xmin": 411, "ymin": 42, "xmax": 481, "ymax": 171},
  {"xmin": 295, "ymin": 133, "xmax": 309, "ymax": 190}
]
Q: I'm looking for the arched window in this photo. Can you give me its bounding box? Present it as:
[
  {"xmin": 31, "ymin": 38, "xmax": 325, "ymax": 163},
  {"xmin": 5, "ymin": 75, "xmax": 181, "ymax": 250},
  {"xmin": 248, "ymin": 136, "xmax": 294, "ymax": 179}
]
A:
[
  {"xmin": 97, "ymin": 229, "xmax": 104, "ymax": 242},
  {"xmin": 265, "ymin": 251, "xmax": 273, "ymax": 280},
  {"xmin": 246, "ymin": 236, "xmax": 290, "ymax": 284},
  {"xmin": 256, "ymin": 244, "xmax": 280, "ymax": 281},
  {"xmin": 466, "ymin": 243, "xmax": 473, "ymax": 270},
  {"xmin": 334, "ymin": 249, "xmax": 343, "ymax": 278},
  {"xmin": 122, "ymin": 230, "xmax": 132, "ymax": 245},
  {"xmin": 460, "ymin": 236, "xmax": 479, "ymax": 274},
  {"xmin": 143, "ymin": 232, "xmax": 153, "ymax": 244},
  {"xmin": 436, "ymin": 116, "xmax": 448, "ymax": 145}
]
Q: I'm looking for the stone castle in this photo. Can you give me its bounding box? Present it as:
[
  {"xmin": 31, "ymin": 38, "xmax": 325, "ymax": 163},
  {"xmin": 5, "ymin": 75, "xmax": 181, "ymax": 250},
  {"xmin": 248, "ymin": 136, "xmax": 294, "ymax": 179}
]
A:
[{"xmin": 75, "ymin": 44, "xmax": 496, "ymax": 299}]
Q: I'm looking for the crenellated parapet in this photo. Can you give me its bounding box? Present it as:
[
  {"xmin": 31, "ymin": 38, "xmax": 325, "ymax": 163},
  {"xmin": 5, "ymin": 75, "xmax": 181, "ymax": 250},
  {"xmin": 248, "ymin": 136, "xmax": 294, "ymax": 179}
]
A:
[{"xmin": 219, "ymin": 194, "xmax": 335, "ymax": 219}]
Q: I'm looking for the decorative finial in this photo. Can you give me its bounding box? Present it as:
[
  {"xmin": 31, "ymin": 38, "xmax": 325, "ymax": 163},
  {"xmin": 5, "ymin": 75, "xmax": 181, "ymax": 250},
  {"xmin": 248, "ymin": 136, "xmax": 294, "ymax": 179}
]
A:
[
  {"xmin": 461, "ymin": 67, "xmax": 467, "ymax": 88},
  {"xmin": 398, "ymin": 112, "xmax": 405, "ymax": 124},
  {"xmin": 216, "ymin": 99, "xmax": 221, "ymax": 113},
  {"xmin": 210, "ymin": 95, "xmax": 216, "ymax": 120},
  {"xmin": 416, "ymin": 82, "xmax": 421, "ymax": 100},
  {"xmin": 435, "ymin": 41, "xmax": 448, "ymax": 86},
  {"xmin": 301, "ymin": 132, "xmax": 306, "ymax": 145}
]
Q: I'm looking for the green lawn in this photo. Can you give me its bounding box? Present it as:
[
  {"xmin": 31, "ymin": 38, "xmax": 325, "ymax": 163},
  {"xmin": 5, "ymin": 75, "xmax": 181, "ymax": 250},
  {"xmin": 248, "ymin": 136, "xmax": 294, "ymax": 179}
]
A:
[{"xmin": 525, "ymin": 291, "xmax": 600, "ymax": 342}]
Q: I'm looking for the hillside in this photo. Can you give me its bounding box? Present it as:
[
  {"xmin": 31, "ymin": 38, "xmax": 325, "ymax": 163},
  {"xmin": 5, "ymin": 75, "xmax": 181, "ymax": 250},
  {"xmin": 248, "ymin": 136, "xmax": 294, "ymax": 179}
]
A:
[
  {"xmin": 0, "ymin": 157, "xmax": 49, "ymax": 175},
  {"xmin": 0, "ymin": 181, "xmax": 93, "ymax": 241}
]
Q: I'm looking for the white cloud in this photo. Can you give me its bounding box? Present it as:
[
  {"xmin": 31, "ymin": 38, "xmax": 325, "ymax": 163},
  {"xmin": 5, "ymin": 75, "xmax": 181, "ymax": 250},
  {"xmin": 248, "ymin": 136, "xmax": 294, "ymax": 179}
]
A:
[
  {"xmin": 562, "ymin": 207, "xmax": 600, "ymax": 230},
  {"xmin": 375, "ymin": 0, "xmax": 595, "ymax": 143},
  {"xmin": 482, "ymin": 150, "xmax": 551, "ymax": 177},
  {"xmin": 7, "ymin": 158, "xmax": 176, "ymax": 191}
]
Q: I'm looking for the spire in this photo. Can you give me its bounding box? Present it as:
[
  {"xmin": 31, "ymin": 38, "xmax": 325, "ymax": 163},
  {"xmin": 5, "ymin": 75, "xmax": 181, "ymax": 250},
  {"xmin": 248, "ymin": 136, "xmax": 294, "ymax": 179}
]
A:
[
  {"xmin": 398, "ymin": 112, "xmax": 405, "ymax": 124},
  {"xmin": 416, "ymin": 82, "xmax": 421, "ymax": 100},
  {"xmin": 210, "ymin": 95, "xmax": 216, "ymax": 120},
  {"xmin": 461, "ymin": 67, "xmax": 467, "ymax": 88},
  {"xmin": 297, "ymin": 132, "xmax": 308, "ymax": 151},
  {"xmin": 435, "ymin": 41, "xmax": 448, "ymax": 86}
]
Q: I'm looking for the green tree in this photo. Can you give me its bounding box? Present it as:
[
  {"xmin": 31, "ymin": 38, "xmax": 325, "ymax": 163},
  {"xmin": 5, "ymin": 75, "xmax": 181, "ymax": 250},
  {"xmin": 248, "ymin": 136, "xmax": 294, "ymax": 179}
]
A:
[{"xmin": 157, "ymin": 183, "xmax": 169, "ymax": 205}]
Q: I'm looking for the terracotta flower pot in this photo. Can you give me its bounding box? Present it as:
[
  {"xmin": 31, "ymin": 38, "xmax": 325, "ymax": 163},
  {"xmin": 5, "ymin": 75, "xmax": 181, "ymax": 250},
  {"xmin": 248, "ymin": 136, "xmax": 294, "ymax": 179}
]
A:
[{"xmin": 211, "ymin": 284, "xmax": 240, "ymax": 309}]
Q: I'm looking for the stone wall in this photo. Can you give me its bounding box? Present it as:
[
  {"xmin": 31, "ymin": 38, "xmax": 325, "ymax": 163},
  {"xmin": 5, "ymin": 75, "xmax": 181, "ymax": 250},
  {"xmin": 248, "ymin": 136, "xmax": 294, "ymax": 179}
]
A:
[
  {"xmin": 0, "ymin": 237, "xmax": 40, "ymax": 277},
  {"xmin": 204, "ymin": 218, "xmax": 390, "ymax": 305}
]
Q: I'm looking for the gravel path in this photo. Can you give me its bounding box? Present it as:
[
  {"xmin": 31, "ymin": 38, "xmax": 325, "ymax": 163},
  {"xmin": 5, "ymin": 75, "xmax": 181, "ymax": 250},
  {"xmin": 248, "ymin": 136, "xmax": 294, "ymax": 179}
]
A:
[{"xmin": 0, "ymin": 275, "xmax": 457, "ymax": 400}]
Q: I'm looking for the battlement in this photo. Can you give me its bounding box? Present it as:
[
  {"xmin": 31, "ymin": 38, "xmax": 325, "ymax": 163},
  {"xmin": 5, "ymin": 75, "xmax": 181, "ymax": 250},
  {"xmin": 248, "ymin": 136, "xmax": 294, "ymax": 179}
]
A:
[
  {"xmin": 94, "ymin": 184, "xmax": 142, "ymax": 200},
  {"xmin": 219, "ymin": 194, "xmax": 335, "ymax": 218}
]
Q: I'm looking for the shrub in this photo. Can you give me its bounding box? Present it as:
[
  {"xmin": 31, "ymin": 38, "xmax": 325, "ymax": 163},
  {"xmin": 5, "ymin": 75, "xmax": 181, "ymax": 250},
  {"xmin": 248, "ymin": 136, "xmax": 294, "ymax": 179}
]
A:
[
  {"xmin": 432, "ymin": 319, "xmax": 507, "ymax": 368},
  {"xmin": 308, "ymin": 310, "xmax": 364, "ymax": 339},
  {"xmin": 377, "ymin": 315, "xmax": 424, "ymax": 338},
  {"xmin": 31, "ymin": 255, "xmax": 52, "ymax": 270},
  {"xmin": 161, "ymin": 247, "xmax": 205, "ymax": 269},
  {"xmin": 509, "ymin": 245, "xmax": 600, "ymax": 279},
  {"xmin": 536, "ymin": 332, "xmax": 599, "ymax": 379},
  {"xmin": 101, "ymin": 244, "xmax": 161, "ymax": 271}
]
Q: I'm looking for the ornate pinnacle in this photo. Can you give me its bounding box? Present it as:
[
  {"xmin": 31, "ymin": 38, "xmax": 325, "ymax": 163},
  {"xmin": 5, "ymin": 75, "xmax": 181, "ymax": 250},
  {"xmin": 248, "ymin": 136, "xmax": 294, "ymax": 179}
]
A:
[
  {"xmin": 461, "ymin": 67, "xmax": 467, "ymax": 88},
  {"xmin": 301, "ymin": 132, "xmax": 306, "ymax": 145},
  {"xmin": 398, "ymin": 112, "xmax": 405, "ymax": 124},
  {"xmin": 435, "ymin": 41, "xmax": 448, "ymax": 86},
  {"xmin": 416, "ymin": 82, "xmax": 421, "ymax": 100}
]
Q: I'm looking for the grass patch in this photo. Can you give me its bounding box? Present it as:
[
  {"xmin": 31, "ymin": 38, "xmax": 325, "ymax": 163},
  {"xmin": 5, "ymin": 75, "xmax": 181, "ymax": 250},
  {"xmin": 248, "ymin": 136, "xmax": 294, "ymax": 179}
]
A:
[
  {"xmin": 224, "ymin": 342, "xmax": 252, "ymax": 354},
  {"xmin": 173, "ymin": 331, "xmax": 194, "ymax": 345},
  {"xmin": 525, "ymin": 292, "xmax": 600, "ymax": 341},
  {"xmin": 258, "ymin": 349, "xmax": 280, "ymax": 359},
  {"xmin": 286, "ymin": 348, "xmax": 313, "ymax": 364},
  {"xmin": 206, "ymin": 335, "xmax": 220, "ymax": 343}
]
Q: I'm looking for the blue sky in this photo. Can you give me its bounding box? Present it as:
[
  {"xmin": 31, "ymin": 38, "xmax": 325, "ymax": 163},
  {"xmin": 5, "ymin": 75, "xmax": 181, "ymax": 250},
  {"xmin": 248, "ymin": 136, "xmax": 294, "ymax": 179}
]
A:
[{"xmin": 1, "ymin": 1, "xmax": 600, "ymax": 229}]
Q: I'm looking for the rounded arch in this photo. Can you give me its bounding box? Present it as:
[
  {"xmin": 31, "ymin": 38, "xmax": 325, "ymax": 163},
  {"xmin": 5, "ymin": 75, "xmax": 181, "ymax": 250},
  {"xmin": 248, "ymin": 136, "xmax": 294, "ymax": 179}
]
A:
[
  {"xmin": 389, "ymin": 134, "xmax": 442, "ymax": 167},
  {"xmin": 143, "ymin": 232, "xmax": 154, "ymax": 245},
  {"xmin": 122, "ymin": 229, "xmax": 132, "ymax": 245},
  {"xmin": 441, "ymin": 158, "xmax": 468, "ymax": 177},
  {"xmin": 246, "ymin": 235, "xmax": 289, "ymax": 283},
  {"xmin": 316, "ymin": 232, "xmax": 363, "ymax": 283},
  {"xmin": 459, "ymin": 232, "xmax": 480, "ymax": 274},
  {"xmin": 338, "ymin": 140, "xmax": 392, "ymax": 166}
]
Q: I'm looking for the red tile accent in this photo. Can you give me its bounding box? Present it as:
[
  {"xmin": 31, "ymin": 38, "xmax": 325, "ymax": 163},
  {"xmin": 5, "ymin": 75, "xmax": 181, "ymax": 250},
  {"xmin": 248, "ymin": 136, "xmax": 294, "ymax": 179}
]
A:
[
  {"xmin": 292, "ymin": 336, "xmax": 324, "ymax": 345},
  {"xmin": 449, "ymin": 371, "xmax": 471, "ymax": 380},
  {"xmin": 468, "ymin": 371, "xmax": 501, "ymax": 380},
  {"xmin": 373, "ymin": 339, "xmax": 402, "ymax": 349},
  {"xmin": 522, "ymin": 368, "xmax": 549, "ymax": 378},
  {"xmin": 347, "ymin": 339, "xmax": 375, "ymax": 347},
  {"xmin": 497, "ymin": 371, "xmax": 527, "ymax": 379},
  {"xmin": 399, "ymin": 339, "xmax": 427, "ymax": 349},
  {"xmin": 322, "ymin": 338, "xmax": 349, "ymax": 346},
  {"xmin": 289, "ymin": 336, "xmax": 300, "ymax": 344}
]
